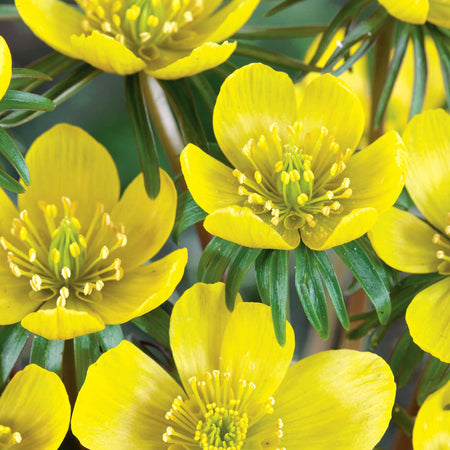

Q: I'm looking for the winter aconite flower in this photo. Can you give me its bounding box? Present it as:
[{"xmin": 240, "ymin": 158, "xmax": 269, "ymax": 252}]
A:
[
  {"xmin": 0, "ymin": 36, "xmax": 11, "ymax": 102},
  {"xmin": 72, "ymin": 282, "xmax": 396, "ymax": 449},
  {"xmin": 15, "ymin": 0, "xmax": 260, "ymax": 79},
  {"xmin": 378, "ymin": 0, "xmax": 450, "ymax": 27},
  {"xmin": 0, "ymin": 364, "xmax": 70, "ymax": 450},
  {"xmin": 0, "ymin": 124, "xmax": 187, "ymax": 340},
  {"xmin": 369, "ymin": 109, "xmax": 450, "ymax": 363},
  {"xmin": 181, "ymin": 63, "xmax": 407, "ymax": 251}
]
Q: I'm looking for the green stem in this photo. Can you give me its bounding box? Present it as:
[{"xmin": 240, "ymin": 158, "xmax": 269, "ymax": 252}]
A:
[{"xmin": 392, "ymin": 404, "xmax": 415, "ymax": 438}]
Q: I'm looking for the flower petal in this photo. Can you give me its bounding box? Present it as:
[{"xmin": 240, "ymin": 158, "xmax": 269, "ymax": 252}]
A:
[
  {"xmin": 378, "ymin": 0, "xmax": 429, "ymax": 24},
  {"xmin": 180, "ymin": 143, "xmax": 241, "ymax": 214},
  {"xmin": 204, "ymin": 205, "xmax": 300, "ymax": 250},
  {"xmin": 252, "ymin": 350, "xmax": 395, "ymax": 449},
  {"xmin": 369, "ymin": 207, "xmax": 439, "ymax": 273},
  {"xmin": 428, "ymin": 0, "xmax": 450, "ymax": 27},
  {"xmin": 145, "ymin": 41, "xmax": 236, "ymax": 80},
  {"xmin": 72, "ymin": 340, "xmax": 183, "ymax": 449},
  {"xmin": 92, "ymin": 248, "xmax": 187, "ymax": 324},
  {"xmin": 111, "ymin": 170, "xmax": 176, "ymax": 270},
  {"xmin": 213, "ymin": 63, "xmax": 298, "ymax": 174},
  {"xmin": 403, "ymin": 109, "xmax": 450, "ymax": 231},
  {"xmin": 170, "ymin": 282, "xmax": 240, "ymax": 393},
  {"xmin": 70, "ymin": 31, "xmax": 146, "ymax": 75},
  {"xmin": 220, "ymin": 302, "xmax": 295, "ymax": 411},
  {"xmin": 0, "ymin": 36, "xmax": 12, "ymax": 101},
  {"xmin": 299, "ymin": 74, "xmax": 365, "ymax": 168},
  {"xmin": 0, "ymin": 364, "xmax": 70, "ymax": 450},
  {"xmin": 15, "ymin": 0, "xmax": 84, "ymax": 59},
  {"xmin": 406, "ymin": 278, "xmax": 450, "ymax": 363},
  {"xmin": 21, "ymin": 300, "xmax": 105, "ymax": 340},
  {"xmin": 0, "ymin": 183, "xmax": 20, "ymax": 240},
  {"xmin": 19, "ymin": 124, "xmax": 120, "ymax": 231},
  {"xmin": 413, "ymin": 379, "xmax": 450, "ymax": 449},
  {"xmin": 341, "ymin": 130, "xmax": 407, "ymax": 213},
  {"xmin": 301, "ymin": 207, "xmax": 378, "ymax": 251}
]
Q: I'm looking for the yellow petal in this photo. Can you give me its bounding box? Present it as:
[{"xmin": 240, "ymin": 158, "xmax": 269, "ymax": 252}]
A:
[
  {"xmin": 428, "ymin": 0, "xmax": 450, "ymax": 27},
  {"xmin": 369, "ymin": 207, "xmax": 440, "ymax": 273},
  {"xmin": 0, "ymin": 36, "xmax": 12, "ymax": 101},
  {"xmin": 21, "ymin": 300, "xmax": 105, "ymax": 340},
  {"xmin": 204, "ymin": 205, "xmax": 300, "ymax": 250},
  {"xmin": 253, "ymin": 350, "xmax": 395, "ymax": 449},
  {"xmin": 213, "ymin": 63, "xmax": 298, "ymax": 174},
  {"xmin": 92, "ymin": 248, "xmax": 187, "ymax": 324},
  {"xmin": 413, "ymin": 379, "xmax": 450, "ymax": 449},
  {"xmin": 19, "ymin": 123, "xmax": 120, "ymax": 231},
  {"xmin": 406, "ymin": 278, "xmax": 450, "ymax": 363},
  {"xmin": 378, "ymin": 0, "xmax": 429, "ymax": 24},
  {"xmin": 15, "ymin": 0, "xmax": 84, "ymax": 59},
  {"xmin": 403, "ymin": 109, "xmax": 450, "ymax": 231},
  {"xmin": 341, "ymin": 130, "xmax": 407, "ymax": 213},
  {"xmin": 170, "ymin": 282, "xmax": 240, "ymax": 393},
  {"xmin": 180, "ymin": 143, "xmax": 241, "ymax": 214},
  {"xmin": 301, "ymin": 207, "xmax": 378, "ymax": 251},
  {"xmin": 70, "ymin": 31, "xmax": 146, "ymax": 75},
  {"xmin": 72, "ymin": 340, "xmax": 183, "ymax": 449},
  {"xmin": 220, "ymin": 302, "xmax": 295, "ymax": 412},
  {"xmin": 0, "ymin": 364, "xmax": 70, "ymax": 450},
  {"xmin": 111, "ymin": 170, "xmax": 176, "ymax": 270},
  {"xmin": 145, "ymin": 41, "xmax": 236, "ymax": 80}
]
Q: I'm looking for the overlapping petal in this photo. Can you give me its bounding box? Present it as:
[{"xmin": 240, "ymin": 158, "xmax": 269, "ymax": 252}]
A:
[
  {"xmin": 378, "ymin": 0, "xmax": 429, "ymax": 24},
  {"xmin": 0, "ymin": 36, "xmax": 12, "ymax": 101},
  {"xmin": 427, "ymin": 0, "xmax": 450, "ymax": 27},
  {"xmin": 406, "ymin": 277, "xmax": 450, "ymax": 363},
  {"xmin": 72, "ymin": 340, "xmax": 183, "ymax": 449}
]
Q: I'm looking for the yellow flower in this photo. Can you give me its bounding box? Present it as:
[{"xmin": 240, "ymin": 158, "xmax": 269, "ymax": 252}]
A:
[
  {"xmin": 0, "ymin": 36, "xmax": 12, "ymax": 102},
  {"xmin": 72, "ymin": 282, "xmax": 396, "ymax": 449},
  {"xmin": 0, "ymin": 364, "xmax": 70, "ymax": 450},
  {"xmin": 413, "ymin": 380, "xmax": 450, "ymax": 449},
  {"xmin": 15, "ymin": 0, "xmax": 260, "ymax": 79},
  {"xmin": 369, "ymin": 109, "xmax": 450, "ymax": 363},
  {"xmin": 0, "ymin": 123, "xmax": 187, "ymax": 340},
  {"xmin": 378, "ymin": 0, "xmax": 450, "ymax": 27},
  {"xmin": 181, "ymin": 63, "xmax": 407, "ymax": 251}
]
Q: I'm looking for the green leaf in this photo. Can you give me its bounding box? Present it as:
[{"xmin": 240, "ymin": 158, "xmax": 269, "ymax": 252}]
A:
[
  {"xmin": 0, "ymin": 4, "xmax": 19, "ymax": 21},
  {"xmin": 172, "ymin": 191, "xmax": 207, "ymax": 243},
  {"xmin": 409, "ymin": 25, "xmax": 427, "ymax": 119},
  {"xmin": 255, "ymin": 250, "xmax": 275, "ymax": 306},
  {"xmin": 189, "ymin": 74, "xmax": 216, "ymax": 115},
  {"xmin": 198, "ymin": 236, "xmax": 240, "ymax": 283},
  {"xmin": 74, "ymin": 334, "xmax": 101, "ymax": 390},
  {"xmin": 395, "ymin": 186, "xmax": 415, "ymax": 211},
  {"xmin": 264, "ymin": 0, "xmax": 307, "ymax": 17},
  {"xmin": 125, "ymin": 73, "xmax": 160, "ymax": 199},
  {"xmin": 235, "ymin": 25, "xmax": 326, "ymax": 40},
  {"xmin": 0, "ymin": 90, "xmax": 55, "ymax": 111},
  {"xmin": 10, "ymin": 68, "xmax": 52, "ymax": 81},
  {"xmin": 0, "ymin": 128, "xmax": 30, "ymax": 185},
  {"xmin": 390, "ymin": 329, "xmax": 424, "ymax": 387},
  {"xmin": 132, "ymin": 307, "xmax": 170, "ymax": 349},
  {"xmin": 225, "ymin": 247, "xmax": 262, "ymax": 311},
  {"xmin": 429, "ymin": 25, "xmax": 450, "ymax": 110},
  {"xmin": 96, "ymin": 325, "xmax": 123, "ymax": 352},
  {"xmin": 335, "ymin": 239, "xmax": 391, "ymax": 325},
  {"xmin": 332, "ymin": 36, "xmax": 376, "ymax": 77},
  {"xmin": 0, "ymin": 324, "xmax": 30, "ymax": 388},
  {"xmin": 392, "ymin": 404, "xmax": 414, "ymax": 438},
  {"xmin": 0, "ymin": 168, "xmax": 25, "ymax": 193},
  {"xmin": 417, "ymin": 357, "xmax": 450, "ymax": 405},
  {"xmin": 30, "ymin": 336, "xmax": 64, "ymax": 376}
]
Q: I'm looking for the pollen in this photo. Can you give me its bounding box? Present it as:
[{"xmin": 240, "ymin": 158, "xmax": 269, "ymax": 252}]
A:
[{"xmin": 431, "ymin": 216, "xmax": 450, "ymax": 275}]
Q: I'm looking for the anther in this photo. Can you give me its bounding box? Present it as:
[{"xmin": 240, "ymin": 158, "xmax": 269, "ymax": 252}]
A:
[
  {"xmin": 70, "ymin": 242, "xmax": 81, "ymax": 258},
  {"xmin": 297, "ymin": 193, "xmax": 308, "ymax": 205},
  {"xmin": 61, "ymin": 266, "xmax": 71, "ymax": 280},
  {"xmin": 437, "ymin": 250, "xmax": 445, "ymax": 259},
  {"xmin": 29, "ymin": 248, "xmax": 36, "ymax": 263},
  {"xmin": 126, "ymin": 5, "xmax": 141, "ymax": 21},
  {"xmin": 100, "ymin": 246, "xmax": 109, "ymax": 259},
  {"xmin": 254, "ymin": 171, "xmax": 262, "ymax": 183}
]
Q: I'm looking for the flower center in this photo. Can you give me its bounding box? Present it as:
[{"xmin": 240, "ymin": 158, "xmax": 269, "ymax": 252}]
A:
[
  {"xmin": 232, "ymin": 121, "xmax": 353, "ymax": 230},
  {"xmin": 0, "ymin": 196, "xmax": 126, "ymax": 308},
  {"xmin": 162, "ymin": 370, "xmax": 284, "ymax": 449},
  {"xmin": 0, "ymin": 425, "xmax": 22, "ymax": 449},
  {"xmin": 79, "ymin": 0, "xmax": 205, "ymax": 61},
  {"xmin": 432, "ymin": 213, "xmax": 450, "ymax": 275}
]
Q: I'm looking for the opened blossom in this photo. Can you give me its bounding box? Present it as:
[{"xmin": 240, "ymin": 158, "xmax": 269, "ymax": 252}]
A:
[
  {"xmin": 72, "ymin": 282, "xmax": 395, "ymax": 449},
  {"xmin": 15, "ymin": 0, "xmax": 260, "ymax": 79},
  {"xmin": 0, "ymin": 36, "xmax": 11, "ymax": 102},
  {"xmin": 181, "ymin": 63, "xmax": 407, "ymax": 251},
  {"xmin": 370, "ymin": 109, "xmax": 450, "ymax": 363},
  {"xmin": 0, "ymin": 123, "xmax": 187, "ymax": 340}
]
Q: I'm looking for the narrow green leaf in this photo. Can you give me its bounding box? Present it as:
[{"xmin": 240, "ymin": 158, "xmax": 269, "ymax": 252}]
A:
[
  {"xmin": 429, "ymin": 25, "xmax": 450, "ymax": 110},
  {"xmin": 0, "ymin": 90, "xmax": 55, "ymax": 111},
  {"xmin": 172, "ymin": 191, "xmax": 207, "ymax": 243},
  {"xmin": 198, "ymin": 236, "xmax": 240, "ymax": 283},
  {"xmin": 395, "ymin": 186, "xmax": 415, "ymax": 211},
  {"xmin": 30, "ymin": 336, "xmax": 64, "ymax": 376},
  {"xmin": 225, "ymin": 247, "xmax": 262, "ymax": 311},
  {"xmin": 235, "ymin": 25, "xmax": 326, "ymax": 40},
  {"xmin": 74, "ymin": 334, "xmax": 101, "ymax": 389},
  {"xmin": 133, "ymin": 308, "xmax": 170, "ymax": 349},
  {"xmin": 264, "ymin": 0, "xmax": 307, "ymax": 17},
  {"xmin": 125, "ymin": 73, "xmax": 160, "ymax": 199},
  {"xmin": 0, "ymin": 168, "xmax": 25, "ymax": 193},
  {"xmin": 335, "ymin": 240, "xmax": 391, "ymax": 324},
  {"xmin": 11, "ymin": 68, "xmax": 52, "ymax": 81},
  {"xmin": 392, "ymin": 404, "xmax": 414, "ymax": 438},
  {"xmin": 409, "ymin": 25, "xmax": 427, "ymax": 118},
  {"xmin": 332, "ymin": 36, "xmax": 376, "ymax": 77},
  {"xmin": 0, "ymin": 128, "xmax": 30, "ymax": 185},
  {"xmin": 255, "ymin": 250, "xmax": 275, "ymax": 306},
  {"xmin": 417, "ymin": 357, "xmax": 450, "ymax": 405},
  {"xmin": 189, "ymin": 74, "xmax": 216, "ymax": 115},
  {"xmin": 95, "ymin": 325, "xmax": 123, "ymax": 352},
  {"xmin": 0, "ymin": 4, "xmax": 19, "ymax": 20},
  {"xmin": 0, "ymin": 324, "xmax": 30, "ymax": 387}
]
